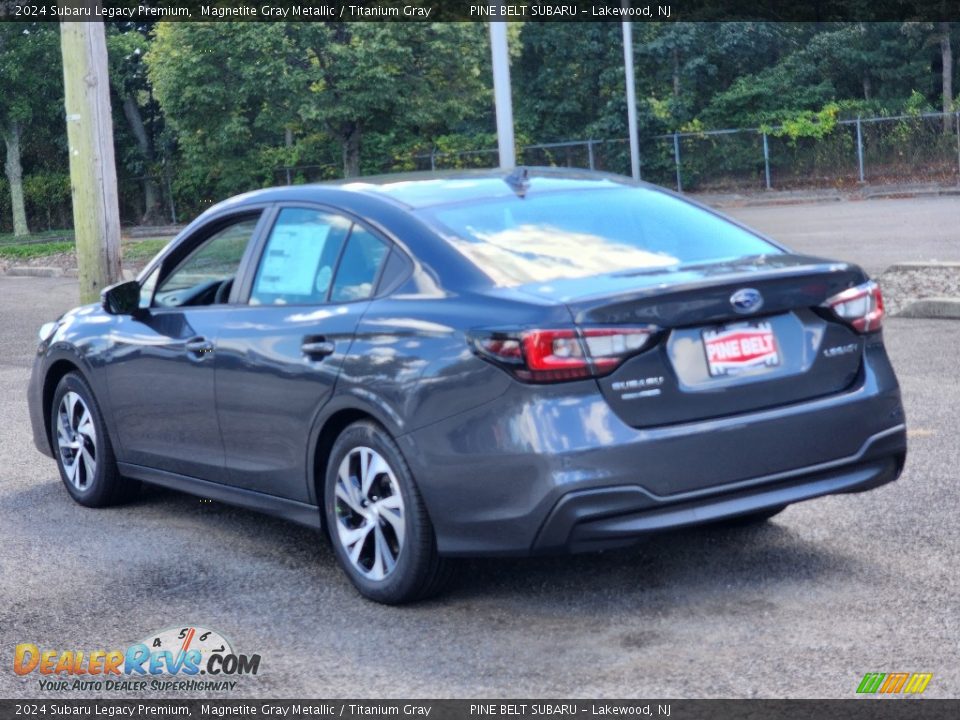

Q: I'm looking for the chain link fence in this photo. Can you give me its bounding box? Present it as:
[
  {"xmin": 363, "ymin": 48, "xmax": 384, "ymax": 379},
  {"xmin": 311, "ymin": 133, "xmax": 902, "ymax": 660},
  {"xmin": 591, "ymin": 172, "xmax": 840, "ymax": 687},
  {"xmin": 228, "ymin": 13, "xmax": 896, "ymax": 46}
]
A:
[
  {"xmin": 14, "ymin": 111, "xmax": 954, "ymax": 235},
  {"xmin": 88, "ymin": 111, "xmax": 960, "ymax": 232},
  {"xmin": 398, "ymin": 111, "xmax": 960, "ymax": 194},
  {"xmin": 9, "ymin": 111, "xmax": 960, "ymax": 233}
]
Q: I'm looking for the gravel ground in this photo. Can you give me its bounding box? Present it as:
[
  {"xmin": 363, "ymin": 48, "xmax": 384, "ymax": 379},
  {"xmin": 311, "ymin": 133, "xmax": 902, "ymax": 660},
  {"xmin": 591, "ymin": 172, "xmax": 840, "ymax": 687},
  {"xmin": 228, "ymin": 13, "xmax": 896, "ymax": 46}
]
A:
[
  {"xmin": 877, "ymin": 266, "xmax": 960, "ymax": 316},
  {"xmin": 0, "ymin": 250, "xmax": 148, "ymax": 277}
]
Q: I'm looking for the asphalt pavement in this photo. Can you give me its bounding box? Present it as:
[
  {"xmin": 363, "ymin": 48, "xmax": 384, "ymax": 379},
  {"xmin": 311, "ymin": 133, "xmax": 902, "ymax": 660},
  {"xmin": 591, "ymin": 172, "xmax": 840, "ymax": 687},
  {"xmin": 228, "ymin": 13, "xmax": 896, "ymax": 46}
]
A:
[
  {"xmin": 722, "ymin": 195, "xmax": 960, "ymax": 275},
  {"xmin": 0, "ymin": 271, "xmax": 956, "ymax": 699}
]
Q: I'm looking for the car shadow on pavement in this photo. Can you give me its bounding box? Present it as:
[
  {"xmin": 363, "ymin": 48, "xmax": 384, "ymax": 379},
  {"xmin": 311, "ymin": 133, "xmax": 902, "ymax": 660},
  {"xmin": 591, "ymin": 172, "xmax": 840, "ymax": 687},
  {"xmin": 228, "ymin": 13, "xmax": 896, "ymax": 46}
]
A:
[
  {"xmin": 127, "ymin": 484, "xmax": 860, "ymax": 607},
  {"xmin": 445, "ymin": 519, "xmax": 861, "ymax": 611},
  {"xmin": 6, "ymin": 479, "xmax": 865, "ymax": 613}
]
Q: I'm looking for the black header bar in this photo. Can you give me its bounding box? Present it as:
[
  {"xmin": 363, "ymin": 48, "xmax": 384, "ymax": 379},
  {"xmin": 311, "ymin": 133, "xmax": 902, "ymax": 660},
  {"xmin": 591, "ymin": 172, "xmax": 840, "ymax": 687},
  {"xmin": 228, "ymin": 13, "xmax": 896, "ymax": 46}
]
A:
[{"xmin": 3, "ymin": 0, "xmax": 960, "ymax": 23}]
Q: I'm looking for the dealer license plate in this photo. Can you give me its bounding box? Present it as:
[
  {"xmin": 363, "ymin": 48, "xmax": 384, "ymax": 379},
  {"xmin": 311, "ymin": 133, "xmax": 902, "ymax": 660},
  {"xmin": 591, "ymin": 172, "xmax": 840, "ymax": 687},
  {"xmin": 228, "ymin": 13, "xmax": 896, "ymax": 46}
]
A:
[{"xmin": 702, "ymin": 320, "xmax": 780, "ymax": 377}]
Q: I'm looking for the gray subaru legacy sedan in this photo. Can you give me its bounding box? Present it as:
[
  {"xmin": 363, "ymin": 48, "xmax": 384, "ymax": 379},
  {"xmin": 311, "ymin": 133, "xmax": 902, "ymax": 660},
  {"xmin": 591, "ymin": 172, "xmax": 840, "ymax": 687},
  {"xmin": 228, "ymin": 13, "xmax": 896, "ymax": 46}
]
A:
[{"xmin": 28, "ymin": 169, "xmax": 906, "ymax": 603}]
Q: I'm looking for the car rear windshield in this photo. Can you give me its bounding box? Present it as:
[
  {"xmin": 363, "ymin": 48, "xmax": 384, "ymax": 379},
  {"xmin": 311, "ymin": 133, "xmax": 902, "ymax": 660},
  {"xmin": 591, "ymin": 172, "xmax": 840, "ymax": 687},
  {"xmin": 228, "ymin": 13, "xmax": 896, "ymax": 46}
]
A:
[{"xmin": 419, "ymin": 186, "xmax": 781, "ymax": 286}]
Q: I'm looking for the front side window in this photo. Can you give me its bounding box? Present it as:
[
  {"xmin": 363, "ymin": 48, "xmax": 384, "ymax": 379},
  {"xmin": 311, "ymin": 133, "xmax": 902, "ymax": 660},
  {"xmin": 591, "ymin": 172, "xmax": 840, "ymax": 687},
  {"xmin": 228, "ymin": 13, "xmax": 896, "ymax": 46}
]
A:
[
  {"xmin": 154, "ymin": 216, "xmax": 260, "ymax": 307},
  {"xmin": 138, "ymin": 266, "xmax": 160, "ymax": 309}
]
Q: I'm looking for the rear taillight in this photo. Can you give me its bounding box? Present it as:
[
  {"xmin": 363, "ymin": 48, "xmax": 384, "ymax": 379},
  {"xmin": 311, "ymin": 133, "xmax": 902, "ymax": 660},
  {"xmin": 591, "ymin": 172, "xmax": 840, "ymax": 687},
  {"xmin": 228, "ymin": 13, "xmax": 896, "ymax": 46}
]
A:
[
  {"xmin": 472, "ymin": 327, "xmax": 658, "ymax": 383},
  {"xmin": 822, "ymin": 281, "xmax": 884, "ymax": 333}
]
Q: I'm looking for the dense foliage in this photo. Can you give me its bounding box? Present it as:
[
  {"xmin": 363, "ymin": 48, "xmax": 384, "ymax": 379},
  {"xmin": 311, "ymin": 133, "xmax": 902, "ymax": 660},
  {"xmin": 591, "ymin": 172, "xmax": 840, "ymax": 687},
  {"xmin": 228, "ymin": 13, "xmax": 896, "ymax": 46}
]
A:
[{"xmin": 1, "ymin": 20, "xmax": 957, "ymax": 233}]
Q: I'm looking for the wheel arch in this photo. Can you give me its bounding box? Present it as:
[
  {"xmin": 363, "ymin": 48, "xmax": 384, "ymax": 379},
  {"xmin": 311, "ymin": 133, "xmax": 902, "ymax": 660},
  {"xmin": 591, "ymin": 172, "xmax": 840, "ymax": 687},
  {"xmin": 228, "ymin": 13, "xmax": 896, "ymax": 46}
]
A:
[
  {"xmin": 41, "ymin": 359, "xmax": 86, "ymax": 454},
  {"xmin": 309, "ymin": 403, "xmax": 400, "ymax": 512}
]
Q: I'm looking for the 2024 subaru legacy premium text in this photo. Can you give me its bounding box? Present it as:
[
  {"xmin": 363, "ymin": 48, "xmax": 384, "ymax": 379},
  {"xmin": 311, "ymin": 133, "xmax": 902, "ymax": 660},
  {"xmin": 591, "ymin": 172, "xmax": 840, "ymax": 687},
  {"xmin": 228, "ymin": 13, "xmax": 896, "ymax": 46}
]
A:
[{"xmin": 28, "ymin": 170, "xmax": 906, "ymax": 603}]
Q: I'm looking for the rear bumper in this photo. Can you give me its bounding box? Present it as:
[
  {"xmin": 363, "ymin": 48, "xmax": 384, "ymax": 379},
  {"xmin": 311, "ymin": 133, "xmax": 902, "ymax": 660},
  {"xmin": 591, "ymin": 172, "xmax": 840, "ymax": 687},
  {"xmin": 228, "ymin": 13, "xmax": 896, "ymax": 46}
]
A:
[
  {"xmin": 401, "ymin": 342, "xmax": 906, "ymax": 556},
  {"xmin": 534, "ymin": 426, "xmax": 904, "ymax": 553}
]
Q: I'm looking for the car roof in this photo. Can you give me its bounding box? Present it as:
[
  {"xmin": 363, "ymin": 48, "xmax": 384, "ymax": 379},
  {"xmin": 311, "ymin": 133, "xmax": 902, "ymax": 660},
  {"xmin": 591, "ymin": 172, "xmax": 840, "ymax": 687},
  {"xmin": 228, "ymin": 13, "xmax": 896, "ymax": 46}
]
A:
[
  {"xmin": 217, "ymin": 167, "xmax": 637, "ymax": 213},
  {"xmin": 335, "ymin": 168, "xmax": 634, "ymax": 209}
]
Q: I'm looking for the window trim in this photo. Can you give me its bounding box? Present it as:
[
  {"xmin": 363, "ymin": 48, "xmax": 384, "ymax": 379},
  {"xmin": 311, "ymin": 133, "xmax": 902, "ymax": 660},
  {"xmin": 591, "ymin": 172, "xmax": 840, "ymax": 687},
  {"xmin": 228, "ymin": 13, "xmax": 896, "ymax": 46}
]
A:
[{"xmin": 322, "ymin": 220, "xmax": 355, "ymax": 304}]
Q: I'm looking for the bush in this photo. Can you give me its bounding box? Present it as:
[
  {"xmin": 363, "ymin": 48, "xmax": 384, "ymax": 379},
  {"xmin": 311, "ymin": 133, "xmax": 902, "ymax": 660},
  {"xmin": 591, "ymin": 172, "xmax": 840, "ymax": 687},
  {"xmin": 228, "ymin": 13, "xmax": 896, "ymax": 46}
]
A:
[
  {"xmin": 24, "ymin": 173, "xmax": 72, "ymax": 231},
  {"xmin": 0, "ymin": 173, "xmax": 72, "ymax": 234}
]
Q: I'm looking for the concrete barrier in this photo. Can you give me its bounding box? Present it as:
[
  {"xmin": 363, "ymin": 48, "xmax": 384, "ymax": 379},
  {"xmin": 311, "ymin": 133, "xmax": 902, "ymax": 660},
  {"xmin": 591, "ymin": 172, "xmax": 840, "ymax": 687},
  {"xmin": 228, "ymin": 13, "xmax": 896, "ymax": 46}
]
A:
[{"xmin": 897, "ymin": 297, "xmax": 960, "ymax": 319}]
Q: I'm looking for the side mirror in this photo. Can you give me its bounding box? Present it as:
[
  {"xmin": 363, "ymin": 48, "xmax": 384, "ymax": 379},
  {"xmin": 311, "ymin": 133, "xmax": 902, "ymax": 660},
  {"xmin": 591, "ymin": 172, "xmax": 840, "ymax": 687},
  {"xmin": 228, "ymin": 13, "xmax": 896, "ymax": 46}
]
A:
[{"xmin": 101, "ymin": 280, "xmax": 142, "ymax": 316}]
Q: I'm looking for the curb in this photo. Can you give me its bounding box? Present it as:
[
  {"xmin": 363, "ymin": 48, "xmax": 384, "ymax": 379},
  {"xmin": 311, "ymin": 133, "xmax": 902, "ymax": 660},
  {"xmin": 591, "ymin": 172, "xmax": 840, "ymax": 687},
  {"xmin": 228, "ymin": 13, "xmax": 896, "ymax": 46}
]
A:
[
  {"xmin": 740, "ymin": 195, "xmax": 843, "ymax": 207},
  {"xmin": 897, "ymin": 297, "xmax": 960, "ymax": 320},
  {"xmin": 883, "ymin": 261, "xmax": 960, "ymax": 273},
  {"xmin": 864, "ymin": 188, "xmax": 960, "ymax": 201},
  {"xmin": 4, "ymin": 267, "xmax": 135, "ymax": 280},
  {"xmin": 5, "ymin": 266, "xmax": 60, "ymax": 277},
  {"xmin": 703, "ymin": 193, "xmax": 844, "ymax": 208},
  {"xmin": 702, "ymin": 186, "xmax": 960, "ymax": 209}
]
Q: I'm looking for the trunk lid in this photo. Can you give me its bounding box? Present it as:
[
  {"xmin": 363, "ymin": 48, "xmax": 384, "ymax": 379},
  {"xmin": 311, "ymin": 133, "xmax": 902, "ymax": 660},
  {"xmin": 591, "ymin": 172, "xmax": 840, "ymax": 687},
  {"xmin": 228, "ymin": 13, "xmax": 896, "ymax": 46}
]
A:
[{"xmin": 516, "ymin": 254, "xmax": 869, "ymax": 428}]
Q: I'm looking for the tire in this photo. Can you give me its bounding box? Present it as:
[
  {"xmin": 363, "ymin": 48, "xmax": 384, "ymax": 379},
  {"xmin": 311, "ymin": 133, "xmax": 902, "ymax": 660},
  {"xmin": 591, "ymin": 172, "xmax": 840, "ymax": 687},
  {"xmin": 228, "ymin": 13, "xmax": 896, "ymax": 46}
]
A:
[
  {"xmin": 323, "ymin": 420, "xmax": 451, "ymax": 604},
  {"xmin": 714, "ymin": 505, "xmax": 787, "ymax": 527},
  {"xmin": 50, "ymin": 372, "xmax": 138, "ymax": 507}
]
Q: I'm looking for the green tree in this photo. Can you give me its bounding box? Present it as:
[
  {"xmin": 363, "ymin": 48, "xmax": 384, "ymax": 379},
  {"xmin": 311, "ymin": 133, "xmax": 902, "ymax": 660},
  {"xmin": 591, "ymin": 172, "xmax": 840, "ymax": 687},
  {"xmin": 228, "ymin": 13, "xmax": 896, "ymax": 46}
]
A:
[
  {"xmin": 290, "ymin": 22, "xmax": 490, "ymax": 176},
  {"xmin": 108, "ymin": 22, "xmax": 167, "ymax": 224},
  {"xmin": 513, "ymin": 22, "xmax": 809, "ymax": 152},
  {"xmin": 514, "ymin": 23, "xmax": 622, "ymax": 142},
  {"xmin": 902, "ymin": 21, "xmax": 956, "ymax": 132},
  {"xmin": 147, "ymin": 21, "xmax": 490, "ymax": 202},
  {"xmin": 0, "ymin": 23, "xmax": 62, "ymax": 236},
  {"xmin": 628, "ymin": 23, "xmax": 808, "ymax": 129},
  {"xmin": 147, "ymin": 22, "xmax": 300, "ymax": 204},
  {"xmin": 702, "ymin": 24, "xmax": 929, "ymax": 127}
]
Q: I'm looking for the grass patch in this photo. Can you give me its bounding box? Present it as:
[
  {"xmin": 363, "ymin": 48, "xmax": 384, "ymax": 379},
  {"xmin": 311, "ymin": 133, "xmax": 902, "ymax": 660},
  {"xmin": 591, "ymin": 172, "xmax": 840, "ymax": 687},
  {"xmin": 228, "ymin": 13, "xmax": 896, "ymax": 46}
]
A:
[
  {"xmin": 122, "ymin": 237, "xmax": 171, "ymax": 262},
  {"xmin": 0, "ymin": 236, "xmax": 174, "ymax": 264},
  {"xmin": 0, "ymin": 242, "xmax": 74, "ymax": 260},
  {"xmin": 0, "ymin": 230, "xmax": 74, "ymax": 246}
]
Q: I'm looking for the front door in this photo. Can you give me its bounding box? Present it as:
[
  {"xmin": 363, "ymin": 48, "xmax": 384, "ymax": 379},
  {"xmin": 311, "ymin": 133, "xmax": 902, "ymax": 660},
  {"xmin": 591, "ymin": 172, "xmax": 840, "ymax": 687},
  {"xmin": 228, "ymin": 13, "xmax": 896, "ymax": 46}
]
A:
[{"xmin": 105, "ymin": 213, "xmax": 265, "ymax": 483}]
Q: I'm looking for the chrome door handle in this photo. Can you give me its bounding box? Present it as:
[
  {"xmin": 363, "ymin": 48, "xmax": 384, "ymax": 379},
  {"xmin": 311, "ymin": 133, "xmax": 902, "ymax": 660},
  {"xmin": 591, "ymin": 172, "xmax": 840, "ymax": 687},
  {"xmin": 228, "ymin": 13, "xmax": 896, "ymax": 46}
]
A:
[
  {"xmin": 301, "ymin": 339, "xmax": 335, "ymax": 359},
  {"xmin": 185, "ymin": 337, "xmax": 214, "ymax": 355}
]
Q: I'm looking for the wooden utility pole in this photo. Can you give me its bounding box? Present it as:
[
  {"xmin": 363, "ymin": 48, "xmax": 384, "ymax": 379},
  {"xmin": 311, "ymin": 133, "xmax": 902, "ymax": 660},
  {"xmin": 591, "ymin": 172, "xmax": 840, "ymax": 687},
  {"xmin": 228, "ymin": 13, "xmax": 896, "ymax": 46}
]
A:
[{"xmin": 60, "ymin": 20, "xmax": 121, "ymax": 304}]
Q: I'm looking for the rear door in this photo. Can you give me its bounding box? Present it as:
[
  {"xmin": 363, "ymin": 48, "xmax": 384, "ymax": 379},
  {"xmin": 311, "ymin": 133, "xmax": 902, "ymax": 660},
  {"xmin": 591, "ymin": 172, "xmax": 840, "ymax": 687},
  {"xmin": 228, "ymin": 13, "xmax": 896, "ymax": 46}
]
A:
[{"xmin": 214, "ymin": 205, "xmax": 392, "ymax": 501}]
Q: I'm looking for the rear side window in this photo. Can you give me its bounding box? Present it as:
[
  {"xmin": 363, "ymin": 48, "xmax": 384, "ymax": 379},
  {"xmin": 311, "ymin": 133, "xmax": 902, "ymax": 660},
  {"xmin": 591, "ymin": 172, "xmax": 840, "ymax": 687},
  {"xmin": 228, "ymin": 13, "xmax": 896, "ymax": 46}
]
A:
[
  {"xmin": 250, "ymin": 208, "xmax": 350, "ymax": 305},
  {"xmin": 329, "ymin": 226, "xmax": 389, "ymax": 303},
  {"xmin": 419, "ymin": 186, "xmax": 780, "ymax": 286}
]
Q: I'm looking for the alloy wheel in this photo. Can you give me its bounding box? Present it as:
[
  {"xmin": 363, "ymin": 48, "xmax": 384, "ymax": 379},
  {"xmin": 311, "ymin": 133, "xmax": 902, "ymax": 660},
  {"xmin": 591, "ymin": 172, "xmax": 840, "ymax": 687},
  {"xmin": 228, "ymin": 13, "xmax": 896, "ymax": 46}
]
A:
[
  {"xmin": 333, "ymin": 446, "xmax": 406, "ymax": 581},
  {"xmin": 56, "ymin": 391, "xmax": 97, "ymax": 491}
]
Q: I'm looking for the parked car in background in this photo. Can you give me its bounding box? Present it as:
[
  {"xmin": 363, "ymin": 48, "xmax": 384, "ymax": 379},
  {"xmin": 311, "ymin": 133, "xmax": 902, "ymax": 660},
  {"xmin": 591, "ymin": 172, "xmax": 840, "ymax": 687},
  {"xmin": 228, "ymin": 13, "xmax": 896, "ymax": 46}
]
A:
[{"xmin": 28, "ymin": 169, "xmax": 906, "ymax": 603}]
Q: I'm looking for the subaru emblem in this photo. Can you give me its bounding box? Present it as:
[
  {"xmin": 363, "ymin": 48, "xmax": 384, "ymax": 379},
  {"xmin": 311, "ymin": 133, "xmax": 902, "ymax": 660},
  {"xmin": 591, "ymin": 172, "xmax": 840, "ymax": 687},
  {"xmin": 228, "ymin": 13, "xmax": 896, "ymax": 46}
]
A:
[{"xmin": 730, "ymin": 288, "xmax": 763, "ymax": 314}]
